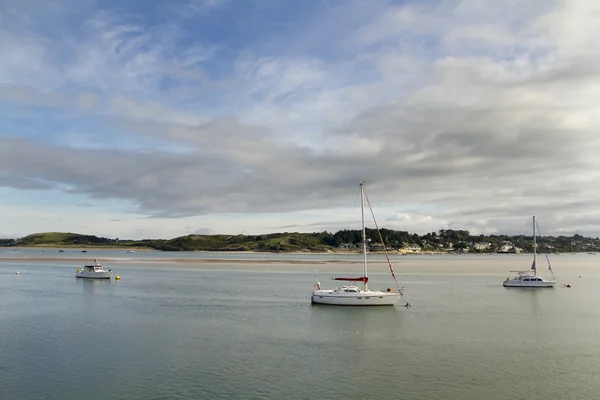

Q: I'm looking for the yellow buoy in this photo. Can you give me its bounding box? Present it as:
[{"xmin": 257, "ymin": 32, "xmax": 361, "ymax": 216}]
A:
[{"xmin": 115, "ymin": 275, "xmax": 120, "ymax": 280}]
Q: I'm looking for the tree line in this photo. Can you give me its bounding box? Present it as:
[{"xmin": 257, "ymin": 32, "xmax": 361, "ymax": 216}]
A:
[{"xmin": 2, "ymin": 229, "xmax": 599, "ymax": 253}]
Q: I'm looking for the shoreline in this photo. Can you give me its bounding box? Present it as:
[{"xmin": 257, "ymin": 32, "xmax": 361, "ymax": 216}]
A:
[
  {"xmin": 2, "ymin": 246, "xmax": 497, "ymax": 256},
  {"xmin": 3, "ymin": 246, "xmax": 154, "ymax": 251},
  {"xmin": 3, "ymin": 245, "xmax": 580, "ymax": 257},
  {"xmin": 0, "ymin": 256, "xmax": 352, "ymax": 264}
]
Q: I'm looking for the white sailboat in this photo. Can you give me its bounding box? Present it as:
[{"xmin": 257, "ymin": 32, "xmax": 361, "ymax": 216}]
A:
[
  {"xmin": 311, "ymin": 182, "xmax": 407, "ymax": 306},
  {"xmin": 503, "ymin": 216, "xmax": 556, "ymax": 288}
]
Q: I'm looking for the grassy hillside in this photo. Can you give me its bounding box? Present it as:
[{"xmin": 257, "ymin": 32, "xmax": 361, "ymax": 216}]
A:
[
  {"xmin": 13, "ymin": 232, "xmax": 143, "ymax": 248},
  {"xmin": 4, "ymin": 229, "xmax": 600, "ymax": 253},
  {"xmin": 149, "ymin": 232, "xmax": 334, "ymax": 252},
  {"xmin": 7, "ymin": 232, "xmax": 338, "ymax": 252}
]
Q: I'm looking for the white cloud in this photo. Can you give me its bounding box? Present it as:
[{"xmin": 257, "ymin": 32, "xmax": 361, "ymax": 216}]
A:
[
  {"xmin": 107, "ymin": 97, "xmax": 206, "ymax": 126},
  {"xmin": 443, "ymin": 25, "xmax": 516, "ymax": 47},
  {"xmin": 2, "ymin": 0, "xmax": 600, "ymax": 238},
  {"xmin": 75, "ymin": 93, "xmax": 97, "ymax": 110},
  {"xmin": 0, "ymin": 84, "xmax": 67, "ymax": 107},
  {"xmin": 386, "ymin": 213, "xmax": 439, "ymax": 233},
  {"xmin": 176, "ymin": 0, "xmax": 229, "ymax": 17}
]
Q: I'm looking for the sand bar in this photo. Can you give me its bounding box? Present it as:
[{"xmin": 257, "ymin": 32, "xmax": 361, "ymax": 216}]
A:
[{"xmin": 0, "ymin": 253, "xmax": 592, "ymax": 275}]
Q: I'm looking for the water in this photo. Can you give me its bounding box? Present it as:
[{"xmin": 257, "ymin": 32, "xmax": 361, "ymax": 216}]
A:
[{"xmin": 1, "ymin": 254, "xmax": 599, "ymax": 399}]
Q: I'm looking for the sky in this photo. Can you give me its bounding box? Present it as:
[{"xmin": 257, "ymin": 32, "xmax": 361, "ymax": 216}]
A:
[{"xmin": 1, "ymin": 0, "xmax": 600, "ymax": 239}]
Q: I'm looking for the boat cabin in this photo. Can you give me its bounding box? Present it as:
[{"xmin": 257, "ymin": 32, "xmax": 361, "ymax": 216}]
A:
[
  {"xmin": 83, "ymin": 264, "xmax": 103, "ymax": 272},
  {"xmin": 520, "ymin": 277, "xmax": 543, "ymax": 282},
  {"xmin": 506, "ymin": 271, "xmax": 546, "ymax": 282},
  {"xmin": 333, "ymin": 285, "xmax": 362, "ymax": 293}
]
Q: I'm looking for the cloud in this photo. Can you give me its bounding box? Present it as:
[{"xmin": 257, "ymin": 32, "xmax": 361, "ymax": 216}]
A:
[
  {"xmin": 191, "ymin": 227, "xmax": 214, "ymax": 234},
  {"xmin": 75, "ymin": 93, "xmax": 98, "ymax": 110},
  {"xmin": 0, "ymin": 30, "xmax": 56, "ymax": 88},
  {"xmin": 0, "ymin": 84, "xmax": 67, "ymax": 107},
  {"xmin": 107, "ymin": 97, "xmax": 206, "ymax": 126},
  {"xmin": 386, "ymin": 212, "xmax": 441, "ymax": 234},
  {"xmin": 0, "ymin": 175, "xmax": 55, "ymax": 191},
  {"xmin": 181, "ymin": 0, "xmax": 229, "ymax": 16},
  {"xmin": 2, "ymin": 0, "xmax": 600, "ymax": 238},
  {"xmin": 443, "ymin": 25, "xmax": 516, "ymax": 47}
]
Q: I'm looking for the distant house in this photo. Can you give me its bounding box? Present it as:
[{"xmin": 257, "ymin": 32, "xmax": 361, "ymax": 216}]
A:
[
  {"xmin": 438, "ymin": 243, "xmax": 454, "ymax": 251},
  {"xmin": 400, "ymin": 243, "xmax": 421, "ymax": 254},
  {"xmin": 473, "ymin": 242, "xmax": 491, "ymax": 250},
  {"xmin": 338, "ymin": 243, "xmax": 356, "ymax": 249},
  {"xmin": 498, "ymin": 244, "xmax": 522, "ymax": 254},
  {"xmin": 369, "ymin": 244, "xmax": 385, "ymax": 251}
]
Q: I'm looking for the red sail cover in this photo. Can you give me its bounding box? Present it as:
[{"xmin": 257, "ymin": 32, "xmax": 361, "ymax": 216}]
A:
[{"xmin": 333, "ymin": 277, "xmax": 368, "ymax": 283}]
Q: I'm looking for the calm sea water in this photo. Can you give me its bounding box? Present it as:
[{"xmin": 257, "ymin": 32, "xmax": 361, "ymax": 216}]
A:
[{"xmin": 1, "ymin": 253, "xmax": 599, "ymax": 400}]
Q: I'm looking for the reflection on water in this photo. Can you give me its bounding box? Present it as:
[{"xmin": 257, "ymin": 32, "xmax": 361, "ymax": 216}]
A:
[
  {"xmin": 78, "ymin": 278, "xmax": 112, "ymax": 295},
  {"xmin": 309, "ymin": 304, "xmax": 405, "ymax": 345}
]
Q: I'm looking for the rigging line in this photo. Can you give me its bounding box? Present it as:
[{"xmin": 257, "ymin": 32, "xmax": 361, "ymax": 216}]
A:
[
  {"xmin": 350, "ymin": 182, "xmax": 362, "ymax": 217},
  {"xmin": 362, "ymin": 186, "xmax": 403, "ymax": 295},
  {"xmin": 535, "ymin": 220, "xmax": 554, "ymax": 276}
]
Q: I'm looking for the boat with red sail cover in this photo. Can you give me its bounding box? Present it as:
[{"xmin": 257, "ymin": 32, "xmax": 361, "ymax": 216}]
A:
[{"xmin": 311, "ymin": 181, "xmax": 407, "ymax": 306}]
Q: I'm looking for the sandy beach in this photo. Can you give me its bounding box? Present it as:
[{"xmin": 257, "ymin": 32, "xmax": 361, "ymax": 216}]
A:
[{"xmin": 0, "ymin": 255, "xmax": 348, "ymax": 265}]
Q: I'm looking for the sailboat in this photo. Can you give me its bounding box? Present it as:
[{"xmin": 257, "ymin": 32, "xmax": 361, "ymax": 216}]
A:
[
  {"xmin": 503, "ymin": 216, "xmax": 556, "ymax": 288},
  {"xmin": 311, "ymin": 181, "xmax": 406, "ymax": 306}
]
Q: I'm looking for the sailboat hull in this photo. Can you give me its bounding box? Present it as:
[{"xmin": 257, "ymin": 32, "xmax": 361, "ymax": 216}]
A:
[{"xmin": 311, "ymin": 290, "xmax": 401, "ymax": 306}]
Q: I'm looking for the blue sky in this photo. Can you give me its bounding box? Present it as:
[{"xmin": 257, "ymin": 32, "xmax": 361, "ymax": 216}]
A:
[{"xmin": 2, "ymin": 0, "xmax": 600, "ymax": 239}]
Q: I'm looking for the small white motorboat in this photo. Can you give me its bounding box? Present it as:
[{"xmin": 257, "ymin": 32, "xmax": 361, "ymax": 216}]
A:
[{"xmin": 76, "ymin": 260, "xmax": 113, "ymax": 279}]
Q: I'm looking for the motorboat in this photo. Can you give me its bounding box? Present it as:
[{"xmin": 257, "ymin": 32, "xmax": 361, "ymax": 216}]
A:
[{"xmin": 76, "ymin": 260, "xmax": 113, "ymax": 279}]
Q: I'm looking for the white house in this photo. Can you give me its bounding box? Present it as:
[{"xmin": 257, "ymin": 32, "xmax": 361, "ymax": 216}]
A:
[{"xmin": 473, "ymin": 242, "xmax": 492, "ymax": 250}]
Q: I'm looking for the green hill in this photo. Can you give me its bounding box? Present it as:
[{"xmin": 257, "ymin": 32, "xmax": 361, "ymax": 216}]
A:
[
  {"xmin": 3, "ymin": 229, "xmax": 600, "ymax": 253},
  {"xmin": 7, "ymin": 231, "xmax": 337, "ymax": 252},
  {"xmin": 150, "ymin": 232, "xmax": 334, "ymax": 252},
  {"xmin": 13, "ymin": 232, "xmax": 140, "ymax": 248}
]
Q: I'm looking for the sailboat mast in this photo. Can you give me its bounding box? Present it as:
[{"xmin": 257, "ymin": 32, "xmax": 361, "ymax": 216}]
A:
[
  {"xmin": 533, "ymin": 215, "xmax": 537, "ymax": 275},
  {"xmin": 360, "ymin": 181, "xmax": 368, "ymax": 291}
]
